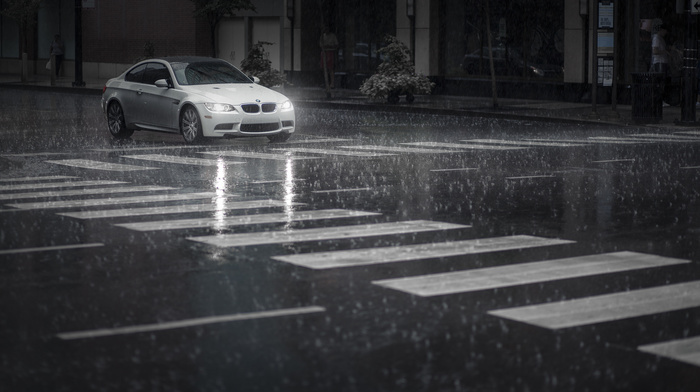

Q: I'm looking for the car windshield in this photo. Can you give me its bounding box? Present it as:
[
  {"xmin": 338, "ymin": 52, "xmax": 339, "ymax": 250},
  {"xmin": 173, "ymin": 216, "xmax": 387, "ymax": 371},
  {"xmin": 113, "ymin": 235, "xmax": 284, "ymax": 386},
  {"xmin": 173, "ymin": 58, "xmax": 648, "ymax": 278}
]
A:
[{"xmin": 170, "ymin": 61, "xmax": 252, "ymax": 85}]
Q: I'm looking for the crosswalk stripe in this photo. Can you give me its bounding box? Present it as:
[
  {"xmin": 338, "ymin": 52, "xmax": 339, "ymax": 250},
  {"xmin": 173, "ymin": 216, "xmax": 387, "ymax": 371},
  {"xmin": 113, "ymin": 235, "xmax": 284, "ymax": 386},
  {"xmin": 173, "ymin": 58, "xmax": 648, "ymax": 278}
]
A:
[
  {"xmin": 6, "ymin": 192, "xmax": 219, "ymax": 210},
  {"xmin": 0, "ymin": 180, "xmax": 127, "ymax": 192},
  {"xmin": 285, "ymin": 138, "xmax": 353, "ymax": 144},
  {"xmin": 90, "ymin": 145, "xmax": 209, "ymax": 152},
  {"xmin": 273, "ymin": 235, "xmax": 574, "ymax": 270},
  {"xmin": 526, "ymin": 138, "xmax": 637, "ymax": 145},
  {"xmin": 629, "ymin": 133, "xmax": 700, "ymax": 141},
  {"xmin": 587, "ymin": 137, "xmax": 652, "ymax": 144},
  {"xmin": 0, "ymin": 176, "xmax": 78, "ymax": 182},
  {"xmin": 638, "ymin": 336, "xmax": 700, "ymax": 367},
  {"xmin": 188, "ymin": 220, "xmax": 469, "ymax": 248},
  {"xmin": 311, "ymin": 187, "xmax": 372, "ymax": 194},
  {"xmin": 430, "ymin": 167, "xmax": 479, "ymax": 172},
  {"xmin": 200, "ymin": 150, "xmax": 319, "ymax": 161},
  {"xmin": 56, "ymin": 306, "xmax": 326, "ymax": 340},
  {"xmin": 402, "ymin": 142, "xmax": 525, "ymax": 151},
  {"xmin": 462, "ymin": 139, "xmax": 587, "ymax": 147},
  {"xmin": 0, "ymin": 185, "xmax": 175, "ymax": 201},
  {"xmin": 373, "ymin": 251, "xmax": 689, "ymax": 297},
  {"xmin": 488, "ymin": 280, "xmax": 700, "ymax": 330},
  {"xmin": 0, "ymin": 243, "xmax": 104, "ymax": 255},
  {"xmin": 115, "ymin": 209, "xmax": 381, "ymax": 232},
  {"xmin": 337, "ymin": 145, "xmax": 458, "ymax": 154},
  {"xmin": 270, "ymin": 147, "xmax": 395, "ymax": 157},
  {"xmin": 123, "ymin": 154, "xmax": 245, "ymax": 166},
  {"xmin": 57, "ymin": 199, "xmax": 298, "ymax": 220},
  {"xmin": 47, "ymin": 159, "xmax": 158, "ymax": 171}
]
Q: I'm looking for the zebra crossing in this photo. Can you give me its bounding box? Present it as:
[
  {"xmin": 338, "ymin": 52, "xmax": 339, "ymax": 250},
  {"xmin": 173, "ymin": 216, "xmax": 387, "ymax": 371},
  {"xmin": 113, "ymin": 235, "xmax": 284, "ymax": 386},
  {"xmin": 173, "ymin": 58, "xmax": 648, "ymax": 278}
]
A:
[{"xmin": 2, "ymin": 133, "xmax": 700, "ymax": 367}]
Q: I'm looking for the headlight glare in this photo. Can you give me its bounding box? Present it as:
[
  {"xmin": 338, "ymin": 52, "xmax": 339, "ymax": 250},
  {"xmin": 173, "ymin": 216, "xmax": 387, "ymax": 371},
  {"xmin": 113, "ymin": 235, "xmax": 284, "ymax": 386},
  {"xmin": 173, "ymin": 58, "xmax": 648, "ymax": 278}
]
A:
[
  {"xmin": 280, "ymin": 100, "xmax": 293, "ymax": 111},
  {"xmin": 204, "ymin": 102, "xmax": 236, "ymax": 112}
]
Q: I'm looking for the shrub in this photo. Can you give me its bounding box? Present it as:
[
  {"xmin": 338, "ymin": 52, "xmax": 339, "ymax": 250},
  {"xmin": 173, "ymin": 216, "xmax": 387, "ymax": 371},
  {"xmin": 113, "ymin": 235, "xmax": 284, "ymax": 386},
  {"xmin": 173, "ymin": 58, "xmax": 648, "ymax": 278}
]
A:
[
  {"xmin": 360, "ymin": 35, "xmax": 433, "ymax": 102},
  {"xmin": 240, "ymin": 41, "xmax": 287, "ymax": 88}
]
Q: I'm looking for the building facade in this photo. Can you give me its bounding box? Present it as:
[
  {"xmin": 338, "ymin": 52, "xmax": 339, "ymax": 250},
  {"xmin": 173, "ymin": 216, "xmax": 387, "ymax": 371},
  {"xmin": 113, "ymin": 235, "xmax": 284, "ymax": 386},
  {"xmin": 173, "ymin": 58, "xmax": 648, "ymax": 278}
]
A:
[{"xmin": 0, "ymin": 0, "xmax": 694, "ymax": 102}]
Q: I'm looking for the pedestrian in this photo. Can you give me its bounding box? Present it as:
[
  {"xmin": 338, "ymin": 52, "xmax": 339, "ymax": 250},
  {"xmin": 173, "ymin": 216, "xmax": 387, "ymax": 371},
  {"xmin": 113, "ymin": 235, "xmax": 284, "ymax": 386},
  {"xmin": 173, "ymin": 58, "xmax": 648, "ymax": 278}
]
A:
[
  {"xmin": 49, "ymin": 34, "xmax": 65, "ymax": 77},
  {"xmin": 319, "ymin": 26, "xmax": 339, "ymax": 89}
]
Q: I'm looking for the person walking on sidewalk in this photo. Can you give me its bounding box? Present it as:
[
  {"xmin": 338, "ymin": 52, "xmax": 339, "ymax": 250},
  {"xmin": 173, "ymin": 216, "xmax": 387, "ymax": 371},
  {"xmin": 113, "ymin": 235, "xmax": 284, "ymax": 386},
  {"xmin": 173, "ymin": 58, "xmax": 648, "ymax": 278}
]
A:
[
  {"xmin": 49, "ymin": 34, "xmax": 65, "ymax": 77},
  {"xmin": 319, "ymin": 26, "xmax": 339, "ymax": 89}
]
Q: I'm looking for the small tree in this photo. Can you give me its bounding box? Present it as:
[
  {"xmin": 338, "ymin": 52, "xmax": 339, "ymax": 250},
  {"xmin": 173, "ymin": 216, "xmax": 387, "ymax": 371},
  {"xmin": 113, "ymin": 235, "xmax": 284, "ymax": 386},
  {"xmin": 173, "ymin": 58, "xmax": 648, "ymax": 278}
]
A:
[
  {"xmin": 1, "ymin": 0, "xmax": 41, "ymax": 82},
  {"xmin": 360, "ymin": 35, "xmax": 433, "ymax": 103},
  {"xmin": 190, "ymin": 0, "xmax": 256, "ymax": 58},
  {"xmin": 240, "ymin": 42, "xmax": 287, "ymax": 88}
]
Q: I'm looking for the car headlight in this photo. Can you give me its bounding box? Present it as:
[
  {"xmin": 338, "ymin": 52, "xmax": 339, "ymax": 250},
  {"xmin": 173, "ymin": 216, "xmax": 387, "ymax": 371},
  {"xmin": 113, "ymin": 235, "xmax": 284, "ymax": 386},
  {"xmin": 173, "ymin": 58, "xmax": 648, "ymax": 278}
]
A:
[
  {"xmin": 280, "ymin": 100, "xmax": 293, "ymax": 111},
  {"xmin": 204, "ymin": 102, "xmax": 237, "ymax": 113}
]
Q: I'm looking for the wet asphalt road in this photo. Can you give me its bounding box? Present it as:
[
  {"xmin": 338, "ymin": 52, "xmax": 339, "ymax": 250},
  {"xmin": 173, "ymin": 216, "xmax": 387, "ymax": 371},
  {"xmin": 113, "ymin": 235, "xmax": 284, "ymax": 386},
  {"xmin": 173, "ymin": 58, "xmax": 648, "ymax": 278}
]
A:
[{"xmin": 1, "ymin": 88, "xmax": 700, "ymax": 391}]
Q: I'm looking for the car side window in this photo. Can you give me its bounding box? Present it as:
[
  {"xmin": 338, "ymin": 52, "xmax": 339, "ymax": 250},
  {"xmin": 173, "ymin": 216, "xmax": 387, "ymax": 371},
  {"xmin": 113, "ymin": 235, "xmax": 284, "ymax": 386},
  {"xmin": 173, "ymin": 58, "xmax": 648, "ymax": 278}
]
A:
[
  {"xmin": 143, "ymin": 63, "xmax": 170, "ymax": 85},
  {"xmin": 125, "ymin": 64, "xmax": 148, "ymax": 83}
]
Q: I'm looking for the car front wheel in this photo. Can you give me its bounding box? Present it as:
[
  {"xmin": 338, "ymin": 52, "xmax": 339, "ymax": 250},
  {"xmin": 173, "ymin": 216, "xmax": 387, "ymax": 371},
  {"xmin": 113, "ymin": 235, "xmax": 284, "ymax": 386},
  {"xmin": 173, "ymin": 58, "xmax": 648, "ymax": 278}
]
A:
[
  {"xmin": 180, "ymin": 106, "xmax": 203, "ymax": 144},
  {"xmin": 107, "ymin": 102, "xmax": 134, "ymax": 139}
]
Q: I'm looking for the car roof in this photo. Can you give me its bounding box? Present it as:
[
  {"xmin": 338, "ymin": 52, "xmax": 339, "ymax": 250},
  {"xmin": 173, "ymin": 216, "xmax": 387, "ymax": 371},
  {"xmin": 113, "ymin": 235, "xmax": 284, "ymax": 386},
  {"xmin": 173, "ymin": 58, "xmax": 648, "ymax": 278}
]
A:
[{"xmin": 156, "ymin": 56, "xmax": 227, "ymax": 64}]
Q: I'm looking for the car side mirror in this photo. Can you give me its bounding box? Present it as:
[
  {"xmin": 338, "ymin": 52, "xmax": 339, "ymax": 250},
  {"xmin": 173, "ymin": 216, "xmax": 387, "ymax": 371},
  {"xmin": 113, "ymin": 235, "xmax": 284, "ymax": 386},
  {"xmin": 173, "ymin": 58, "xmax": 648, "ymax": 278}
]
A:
[
  {"xmin": 155, "ymin": 79, "xmax": 170, "ymax": 88},
  {"xmin": 250, "ymin": 76, "xmax": 260, "ymax": 84}
]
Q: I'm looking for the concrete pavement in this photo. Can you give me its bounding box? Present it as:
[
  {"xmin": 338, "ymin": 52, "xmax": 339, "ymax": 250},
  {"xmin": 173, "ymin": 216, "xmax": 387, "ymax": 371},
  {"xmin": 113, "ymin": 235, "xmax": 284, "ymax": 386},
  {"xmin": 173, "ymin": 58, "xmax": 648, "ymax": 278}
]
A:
[{"xmin": 1, "ymin": 72, "xmax": 697, "ymax": 131}]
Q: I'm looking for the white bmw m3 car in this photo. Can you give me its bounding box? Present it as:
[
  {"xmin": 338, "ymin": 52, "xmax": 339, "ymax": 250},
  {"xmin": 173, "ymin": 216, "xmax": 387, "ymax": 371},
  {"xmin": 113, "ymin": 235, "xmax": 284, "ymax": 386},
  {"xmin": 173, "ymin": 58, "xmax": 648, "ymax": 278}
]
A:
[{"xmin": 101, "ymin": 56, "xmax": 295, "ymax": 143}]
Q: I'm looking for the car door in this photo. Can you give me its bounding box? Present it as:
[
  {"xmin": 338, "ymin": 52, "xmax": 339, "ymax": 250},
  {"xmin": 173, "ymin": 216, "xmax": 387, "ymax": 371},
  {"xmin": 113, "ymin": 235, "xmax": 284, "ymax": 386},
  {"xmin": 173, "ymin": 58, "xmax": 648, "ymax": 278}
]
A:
[
  {"xmin": 120, "ymin": 63, "xmax": 148, "ymax": 126},
  {"xmin": 139, "ymin": 63, "xmax": 180, "ymax": 130}
]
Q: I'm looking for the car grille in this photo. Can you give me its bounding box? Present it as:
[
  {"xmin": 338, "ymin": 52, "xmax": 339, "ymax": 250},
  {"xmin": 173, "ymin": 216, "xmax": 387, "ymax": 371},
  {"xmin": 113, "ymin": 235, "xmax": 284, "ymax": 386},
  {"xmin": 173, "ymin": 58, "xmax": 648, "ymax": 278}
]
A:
[
  {"xmin": 240, "ymin": 103, "xmax": 277, "ymax": 113},
  {"xmin": 241, "ymin": 104, "xmax": 259, "ymax": 113},
  {"xmin": 240, "ymin": 122, "xmax": 280, "ymax": 132}
]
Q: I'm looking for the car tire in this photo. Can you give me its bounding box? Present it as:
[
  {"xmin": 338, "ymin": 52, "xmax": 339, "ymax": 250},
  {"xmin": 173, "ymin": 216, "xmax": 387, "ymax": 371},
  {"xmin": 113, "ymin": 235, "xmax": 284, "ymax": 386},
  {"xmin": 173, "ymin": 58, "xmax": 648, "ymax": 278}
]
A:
[
  {"xmin": 267, "ymin": 132, "xmax": 291, "ymax": 143},
  {"xmin": 107, "ymin": 102, "xmax": 134, "ymax": 139},
  {"xmin": 180, "ymin": 106, "xmax": 203, "ymax": 144}
]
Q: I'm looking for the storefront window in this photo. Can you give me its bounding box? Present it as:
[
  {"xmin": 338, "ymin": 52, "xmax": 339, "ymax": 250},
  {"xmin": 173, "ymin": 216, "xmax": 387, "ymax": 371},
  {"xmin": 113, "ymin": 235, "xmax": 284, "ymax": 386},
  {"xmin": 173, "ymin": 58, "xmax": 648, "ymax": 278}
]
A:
[{"xmin": 442, "ymin": 0, "xmax": 564, "ymax": 80}]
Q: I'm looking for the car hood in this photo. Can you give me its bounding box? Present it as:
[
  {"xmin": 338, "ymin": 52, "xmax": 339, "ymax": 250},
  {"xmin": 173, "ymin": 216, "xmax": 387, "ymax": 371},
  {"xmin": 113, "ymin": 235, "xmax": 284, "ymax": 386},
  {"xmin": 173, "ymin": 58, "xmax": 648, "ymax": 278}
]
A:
[{"xmin": 181, "ymin": 83, "xmax": 288, "ymax": 104}]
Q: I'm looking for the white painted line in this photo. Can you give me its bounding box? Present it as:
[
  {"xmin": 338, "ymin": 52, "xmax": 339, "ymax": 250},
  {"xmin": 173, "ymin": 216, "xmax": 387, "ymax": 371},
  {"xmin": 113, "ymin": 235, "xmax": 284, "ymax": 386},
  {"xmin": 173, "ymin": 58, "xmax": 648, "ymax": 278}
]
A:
[
  {"xmin": 639, "ymin": 336, "xmax": 700, "ymax": 367},
  {"xmin": 675, "ymin": 130, "xmax": 700, "ymax": 136},
  {"xmin": 1, "ymin": 152, "xmax": 69, "ymax": 157},
  {"xmin": 274, "ymin": 235, "xmax": 574, "ymax": 270},
  {"xmin": 47, "ymin": 159, "xmax": 159, "ymax": 171},
  {"xmin": 57, "ymin": 199, "xmax": 293, "ymax": 220},
  {"xmin": 0, "ymin": 243, "xmax": 104, "ymax": 255},
  {"xmin": 0, "ymin": 186, "xmax": 176, "ymax": 202},
  {"xmin": 188, "ymin": 220, "xmax": 469, "ymax": 248},
  {"xmin": 588, "ymin": 137, "xmax": 652, "ymax": 144},
  {"xmin": 286, "ymin": 138, "xmax": 353, "ymax": 144},
  {"xmin": 270, "ymin": 147, "xmax": 395, "ymax": 157},
  {"xmin": 90, "ymin": 145, "xmax": 210, "ymax": 152},
  {"xmin": 200, "ymin": 150, "xmax": 318, "ymax": 161},
  {"xmin": 488, "ymin": 280, "xmax": 700, "ymax": 330},
  {"xmin": 6, "ymin": 192, "xmax": 218, "ymax": 210},
  {"xmin": 115, "ymin": 209, "xmax": 381, "ymax": 231},
  {"xmin": 430, "ymin": 167, "xmax": 479, "ymax": 173},
  {"xmin": 338, "ymin": 145, "xmax": 458, "ymax": 154},
  {"xmin": 311, "ymin": 187, "xmax": 372, "ymax": 194},
  {"xmin": 123, "ymin": 154, "xmax": 245, "ymax": 166},
  {"xmin": 403, "ymin": 142, "xmax": 525, "ymax": 151},
  {"xmin": 526, "ymin": 138, "xmax": 637, "ymax": 145},
  {"xmin": 505, "ymin": 175, "xmax": 557, "ymax": 180},
  {"xmin": 0, "ymin": 176, "xmax": 78, "ymax": 182},
  {"xmin": 0, "ymin": 180, "xmax": 127, "ymax": 192},
  {"xmin": 629, "ymin": 133, "xmax": 700, "ymax": 141},
  {"xmin": 462, "ymin": 139, "xmax": 587, "ymax": 147},
  {"xmin": 56, "ymin": 306, "xmax": 326, "ymax": 340},
  {"xmin": 681, "ymin": 166, "xmax": 700, "ymax": 170},
  {"xmin": 591, "ymin": 159, "xmax": 635, "ymax": 164},
  {"xmin": 374, "ymin": 251, "xmax": 688, "ymax": 297}
]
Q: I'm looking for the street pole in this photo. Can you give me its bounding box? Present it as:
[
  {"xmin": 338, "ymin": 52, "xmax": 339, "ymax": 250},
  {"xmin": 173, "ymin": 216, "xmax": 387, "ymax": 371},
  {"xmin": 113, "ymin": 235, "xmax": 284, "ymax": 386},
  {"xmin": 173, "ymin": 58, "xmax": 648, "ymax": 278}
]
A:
[
  {"xmin": 72, "ymin": 0, "xmax": 85, "ymax": 87},
  {"xmin": 589, "ymin": 1, "xmax": 598, "ymax": 118},
  {"xmin": 679, "ymin": 0, "xmax": 697, "ymax": 123}
]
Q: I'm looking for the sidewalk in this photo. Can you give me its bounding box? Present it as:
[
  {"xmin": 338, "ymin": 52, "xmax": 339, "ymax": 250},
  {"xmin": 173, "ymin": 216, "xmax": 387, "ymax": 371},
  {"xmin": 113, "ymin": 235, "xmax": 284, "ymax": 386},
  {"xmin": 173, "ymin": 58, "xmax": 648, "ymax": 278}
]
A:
[{"xmin": 1, "ymin": 73, "xmax": 695, "ymax": 131}]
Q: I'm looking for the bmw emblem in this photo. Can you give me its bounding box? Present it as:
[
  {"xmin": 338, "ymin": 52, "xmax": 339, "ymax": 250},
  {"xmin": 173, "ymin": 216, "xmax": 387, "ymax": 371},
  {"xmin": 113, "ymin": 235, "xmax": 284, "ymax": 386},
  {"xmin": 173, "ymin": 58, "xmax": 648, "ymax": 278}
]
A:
[{"xmin": 255, "ymin": 99, "xmax": 261, "ymax": 103}]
